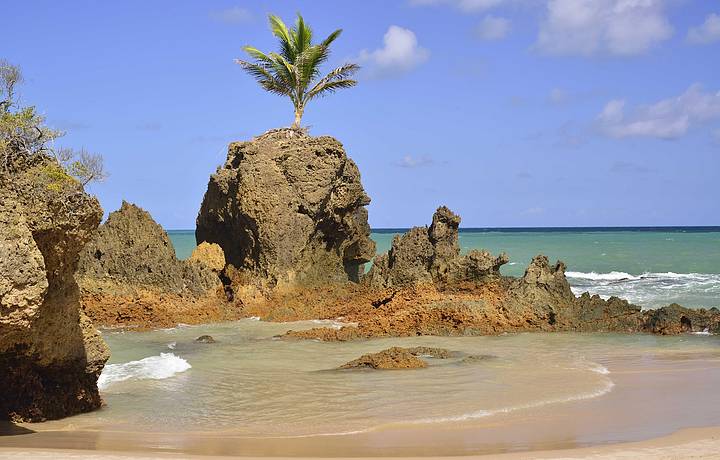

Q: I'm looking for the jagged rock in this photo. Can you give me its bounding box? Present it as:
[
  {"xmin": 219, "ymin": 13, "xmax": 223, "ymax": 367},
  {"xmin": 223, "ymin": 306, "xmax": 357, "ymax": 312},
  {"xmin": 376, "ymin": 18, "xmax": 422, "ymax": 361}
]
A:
[
  {"xmin": 0, "ymin": 154, "xmax": 108, "ymax": 422},
  {"xmin": 338, "ymin": 347, "xmax": 428, "ymax": 370},
  {"xmin": 196, "ymin": 131, "xmax": 375, "ymax": 287},
  {"xmin": 195, "ymin": 335, "xmax": 216, "ymax": 343},
  {"xmin": 77, "ymin": 202, "xmax": 232, "ymax": 329},
  {"xmin": 365, "ymin": 206, "xmax": 508, "ymax": 287},
  {"xmin": 78, "ymin": 201, "xmax": 220, "ymax": 296},
  {"xmin": 189, "ymin": 242, "xmax": 226, "ymax": 272},
  {"xmin": 642, "ymin": 304, "xmax": 720, "ymax": 335}
]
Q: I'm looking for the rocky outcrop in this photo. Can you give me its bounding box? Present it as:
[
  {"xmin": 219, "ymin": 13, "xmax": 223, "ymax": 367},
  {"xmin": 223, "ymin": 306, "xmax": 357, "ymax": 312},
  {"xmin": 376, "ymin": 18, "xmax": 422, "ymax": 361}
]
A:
[
  {"xmin": 0, "ymin": 154, "xmax": 108, "ymax": 422},
  {"xmin": 196, "ymin": 130, "xmax": 376, "ymax": 287},
  {"xmin": 273, "ymin": 207, "xmax": 720, "ymax": 341},
  {"xmin": 338, "ymin": 347, "xmax": 436, "ymax": 370},
  {"xmin": 78, "ymin": 202, "xmax": 237, "ymax": 329},
  {"xmin": 365, "ymin": 206, "xmax": 508, "ymax": 288}
]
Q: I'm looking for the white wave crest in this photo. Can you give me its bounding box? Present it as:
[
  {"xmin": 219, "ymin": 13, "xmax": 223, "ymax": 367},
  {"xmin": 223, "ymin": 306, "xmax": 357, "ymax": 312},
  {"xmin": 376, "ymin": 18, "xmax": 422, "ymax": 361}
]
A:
[
  {"xmin": 566, "ymin": 271, "xmax": 639, "ymax": 281},
  {"xmin": 98, "ymin": 353, "xmax": 191, "ymax": 390}
]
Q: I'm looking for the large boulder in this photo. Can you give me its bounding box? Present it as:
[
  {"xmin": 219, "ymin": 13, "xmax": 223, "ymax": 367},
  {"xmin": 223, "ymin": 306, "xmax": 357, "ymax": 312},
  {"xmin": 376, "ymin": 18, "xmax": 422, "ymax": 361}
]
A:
[
  {"xmin": 0, "ymin": 154, "xmax": 108, "ymax": 422},
  {"xmin": 365, "ymin": 206, "xmax": 508, "ymax": 287},
  {"xmin": 196, "ymin": 130, "xmax": 376, "ymax": 286}
]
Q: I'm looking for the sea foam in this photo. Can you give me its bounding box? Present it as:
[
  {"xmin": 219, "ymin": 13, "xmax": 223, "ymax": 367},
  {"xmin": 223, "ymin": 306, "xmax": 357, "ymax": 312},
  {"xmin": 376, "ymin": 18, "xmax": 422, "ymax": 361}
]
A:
[{"xmin": 98, "ymin": 353, "xmax": 191, "ymax": 390}]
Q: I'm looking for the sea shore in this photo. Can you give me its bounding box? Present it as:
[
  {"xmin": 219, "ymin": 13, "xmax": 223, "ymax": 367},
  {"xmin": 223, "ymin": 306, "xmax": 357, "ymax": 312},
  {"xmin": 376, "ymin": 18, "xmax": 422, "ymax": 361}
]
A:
[
  {"xmin": 2, "ymin": 342, "xmax": 718, "ymax": 459},
  {"xmin": 1, "ymin": 426, "xmax": 719, "ymax": 459}
]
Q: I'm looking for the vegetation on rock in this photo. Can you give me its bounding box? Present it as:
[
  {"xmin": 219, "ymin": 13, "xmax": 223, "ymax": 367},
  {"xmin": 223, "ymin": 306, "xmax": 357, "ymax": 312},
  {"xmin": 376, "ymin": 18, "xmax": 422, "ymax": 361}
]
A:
[{"xmin": 235, "ymin": 14, "xmax": 359, "ymax": 129}]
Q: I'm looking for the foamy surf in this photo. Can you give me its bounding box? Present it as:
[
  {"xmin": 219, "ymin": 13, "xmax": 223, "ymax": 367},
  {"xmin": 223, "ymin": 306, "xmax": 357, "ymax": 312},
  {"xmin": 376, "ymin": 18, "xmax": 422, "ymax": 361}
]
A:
[
  {"xmin": 98, "ymin": 353, "xmax": 191, "ymax": 390},
  {"xmin": 567, "ymin": 271, "xmax": 720, "ymax": 309}
]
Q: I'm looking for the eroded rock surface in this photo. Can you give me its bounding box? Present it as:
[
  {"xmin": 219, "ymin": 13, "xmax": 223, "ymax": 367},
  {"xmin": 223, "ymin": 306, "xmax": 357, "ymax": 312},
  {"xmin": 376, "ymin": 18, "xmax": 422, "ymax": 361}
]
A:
[
  {"xmin": 365, "ymin": 206, "xmax": 508, "ymax": 288},
  {"xmin": 271, "ymin": 207, "xmax": 720, "ymax": 341},
  {"xmin": 78, "ymin": 202, "xmax": 237, "ymax": 329},
  {"xmin": 196, "ymin": 130, "xmax": 375, "ymax": 287},
  {"xmin": 0, "ymin": 154, "xmax": 108, "ymax": 422},
  {"xmin": 338, "ymin": 347, "xmax": 434, "ymax": 370}
]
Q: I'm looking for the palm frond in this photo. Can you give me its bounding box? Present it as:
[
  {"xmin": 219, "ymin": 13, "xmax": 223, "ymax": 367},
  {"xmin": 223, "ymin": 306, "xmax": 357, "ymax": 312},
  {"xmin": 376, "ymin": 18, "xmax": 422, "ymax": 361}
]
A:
[
  {"xmin": 235, "ymin": 60, "xmax": 294, "ymax": 99},
  {"xmin": 268, "ymin": 15, "xmax": 294, "ymax": 61},
  {"xmin": 321, "ymin": 29, "xmax": 342, "ymax": 48},
  {"xmin": 294, "ymin": 14, "xmax": 313, "ymax": 54},
  {"xmin": 306, "ymin": 79, "xmax": 357, "ymax": 101}
]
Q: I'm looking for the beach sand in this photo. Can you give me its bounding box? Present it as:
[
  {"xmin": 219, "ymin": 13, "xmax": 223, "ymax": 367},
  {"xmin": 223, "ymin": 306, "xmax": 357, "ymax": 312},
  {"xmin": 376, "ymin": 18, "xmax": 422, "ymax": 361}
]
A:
[{"xmin": 0, "ymin": 426, "xmax": 719, "ymax": 459}]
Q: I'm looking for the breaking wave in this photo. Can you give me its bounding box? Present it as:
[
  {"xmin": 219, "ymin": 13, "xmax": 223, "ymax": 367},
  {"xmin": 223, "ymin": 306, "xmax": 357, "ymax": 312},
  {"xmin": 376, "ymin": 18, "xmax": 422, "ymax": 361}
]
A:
[
  {"xmin": 567, "ymin": 271, "xmax": 720, "ymax": 309},
  {"xmin": 98, "ymin": 353, "xmax": 191, "ymax": 390}
]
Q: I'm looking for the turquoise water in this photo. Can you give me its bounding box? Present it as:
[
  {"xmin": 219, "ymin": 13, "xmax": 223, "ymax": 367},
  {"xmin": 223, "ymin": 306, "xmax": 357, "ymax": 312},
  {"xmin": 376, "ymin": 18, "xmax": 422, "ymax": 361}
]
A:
[{"xmin": 169, "ymin": 228, "xmax": 720, "ymax": 309}]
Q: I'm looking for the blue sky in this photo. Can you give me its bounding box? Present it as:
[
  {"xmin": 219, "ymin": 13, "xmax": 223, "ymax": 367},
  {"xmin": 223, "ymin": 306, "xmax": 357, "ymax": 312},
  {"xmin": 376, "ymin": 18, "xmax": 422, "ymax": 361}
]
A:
[{"xmin": 4, "ymin": 0, "xmax": 719, "ymax": 228}]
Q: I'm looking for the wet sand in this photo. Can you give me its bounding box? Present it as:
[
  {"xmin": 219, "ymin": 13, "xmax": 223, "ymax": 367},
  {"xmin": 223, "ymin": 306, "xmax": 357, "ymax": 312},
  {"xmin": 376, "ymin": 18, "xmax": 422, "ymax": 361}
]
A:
[
  {"xmin": 1, "ymin": 426, "xmax": 719, "ymax": 459},
  {"xmin": 1, "ymin": 349, "xmax": 719, "ymax": 458}
]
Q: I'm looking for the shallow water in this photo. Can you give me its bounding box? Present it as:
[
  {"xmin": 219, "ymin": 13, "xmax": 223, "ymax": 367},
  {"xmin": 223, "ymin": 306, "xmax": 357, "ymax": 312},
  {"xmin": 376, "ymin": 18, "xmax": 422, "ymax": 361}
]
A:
[
  {"xmin": 64, "ymin": 320, "xmax": 720, "ymax": 439},
  {"xmin": 171, "ymin": 228, "xmax": 720, "ymax": 309}
]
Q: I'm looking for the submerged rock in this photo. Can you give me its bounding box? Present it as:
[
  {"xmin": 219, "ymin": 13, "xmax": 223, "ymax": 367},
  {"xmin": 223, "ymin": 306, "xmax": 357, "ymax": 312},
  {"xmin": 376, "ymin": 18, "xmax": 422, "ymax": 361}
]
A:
[
  {"xmin": 0, "ymin": 153, "xmax": 108, "ymax": 422},
  {"xmin": 195, "ymin": 335, "xmax": 217, "ymax": 344},
  {"xmin": 338, "ymin": 347, "xmax": 430, "ymax": 370},
  {"xmin": 365, "ymin": 206, "xmax": 508, "ymax": 288},
  {"xmin": 196, "ymin": 130, "xmax": 376, "ymax": 287}
]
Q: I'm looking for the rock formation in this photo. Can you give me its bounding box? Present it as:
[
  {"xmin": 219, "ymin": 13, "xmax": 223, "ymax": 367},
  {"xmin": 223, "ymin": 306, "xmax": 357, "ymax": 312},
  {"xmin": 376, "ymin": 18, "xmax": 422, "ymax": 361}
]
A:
[
  {"xmin": 365, "ymin": 206, "xmax": 508, "ymax": 287},
  {"xmin": 339, "ymin": 347, "xmax": 432, "ymax": 370},
  {"xmin": 275, "ymin": 206, "xmax": 720, "ymax": 341},
  {"xmin": 196, "ymin": 130, "xmax": 376, "ymax": 287},
  {"xmin": 78, "ymin": 202, "xmax": 237, "ymax": 329},
  {"xmin": 0, "ymin": 153, "xmax": 108, "ymax": 422}
]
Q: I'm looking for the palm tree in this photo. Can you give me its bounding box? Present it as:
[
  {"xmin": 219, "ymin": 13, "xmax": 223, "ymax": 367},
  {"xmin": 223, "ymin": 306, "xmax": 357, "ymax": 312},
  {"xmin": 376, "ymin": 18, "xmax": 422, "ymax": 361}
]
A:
[{"xmin": 235, "ymin": 14, "xmax": 359, "ymax": 130}]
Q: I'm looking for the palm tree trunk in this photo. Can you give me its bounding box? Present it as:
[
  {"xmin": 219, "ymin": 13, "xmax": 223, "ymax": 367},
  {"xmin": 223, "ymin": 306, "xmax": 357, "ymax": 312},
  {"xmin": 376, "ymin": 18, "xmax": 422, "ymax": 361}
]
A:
[{"xmin": 292, "ymin": 106, "xmax": 304, "ymax": 129}]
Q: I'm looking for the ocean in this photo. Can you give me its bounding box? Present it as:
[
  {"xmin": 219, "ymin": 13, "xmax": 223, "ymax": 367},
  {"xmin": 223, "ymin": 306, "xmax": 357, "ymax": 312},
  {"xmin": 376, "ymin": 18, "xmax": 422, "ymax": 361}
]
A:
[{"xmin": 169, "ymin": 227, "xmax": 720, "ymax": 310}]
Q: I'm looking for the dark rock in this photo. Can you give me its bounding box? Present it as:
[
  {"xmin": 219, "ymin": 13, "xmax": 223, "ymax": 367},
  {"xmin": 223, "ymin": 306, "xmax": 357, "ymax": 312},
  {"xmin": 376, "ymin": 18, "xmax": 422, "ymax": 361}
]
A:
[
  {"xmin": 196, "ymin": 131, "xmax": 376, "ymax": 287},
  {"xmin": 195, "ymin": 335, "xmax": 216, "ymax": 344}
]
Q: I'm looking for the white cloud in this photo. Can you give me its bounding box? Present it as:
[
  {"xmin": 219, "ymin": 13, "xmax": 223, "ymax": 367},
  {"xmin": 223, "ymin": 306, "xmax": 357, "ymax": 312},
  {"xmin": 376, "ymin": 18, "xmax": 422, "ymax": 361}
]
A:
[
  {"xmin": 209, "ymin": 7, "xmax": 252, "ymax": 24},
  {"xmin": 549, "ymin": 88, "xmax": 570, "ymax": 105},
  {"xmin": 476, "ymin": 15, "xmax": 511, "ymax": 40},
  {"xmin": 687, "ymin": 13, "xmax": 720, "ymax": 45},
  {"xmin": 396, "ymin": 155, "xmax": 434, "ymax": 168},
  {"xmin": 409, "ymin": 0, "xmax": 507, "ymax": 12},
  {"xmin": 536, "ymin": 0, "xmax": 673, "ymax": 56},
  {"xmin": 358, "ymin": 26, "xmax": 429, "ymax": 77},
  {"xmin": 597, "ymin": 84, "xmax": 720, "ymax": 139}
]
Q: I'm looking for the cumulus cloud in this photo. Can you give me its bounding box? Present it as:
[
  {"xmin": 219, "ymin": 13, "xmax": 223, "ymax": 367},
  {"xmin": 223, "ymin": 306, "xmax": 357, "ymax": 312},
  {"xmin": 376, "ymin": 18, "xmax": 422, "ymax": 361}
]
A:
[
  {"xmin": 209, "ymin": 7, "xmax": 252, "ymax": 24},
  {"xmin": 536, "ymin": 0, "xmax": 673, "ymax": 56},
  {"xmin": 687, "ymin": 13, "xmax": 720, "ymax": 44},
  {"xmin": 409, "ymin": 0, "xmax": 507, "ymax": 12},
  {"xmin": 476, "ymin": 15, "xmax": 511, "ymax": 40},
  {"xmin": 358, "ymin": 26, "xmax": 429, "ymax": 77},
  {"xmin": 395, "ymin": 155, "xmax": 434, "ymax": 168},
  {"xmin": 597, "ymin": 84, "xmax": 720, "ymax": 139}
]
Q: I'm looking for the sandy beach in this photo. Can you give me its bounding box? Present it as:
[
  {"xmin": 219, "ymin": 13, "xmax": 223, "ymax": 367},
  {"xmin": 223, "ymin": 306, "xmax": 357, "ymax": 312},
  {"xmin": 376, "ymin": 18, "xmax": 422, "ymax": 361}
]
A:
[{"xmin": 1, "ymin": 426, "xmax": 720, "ymax": 459}]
